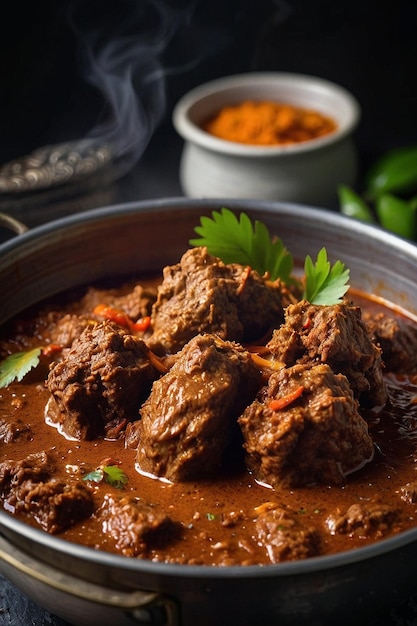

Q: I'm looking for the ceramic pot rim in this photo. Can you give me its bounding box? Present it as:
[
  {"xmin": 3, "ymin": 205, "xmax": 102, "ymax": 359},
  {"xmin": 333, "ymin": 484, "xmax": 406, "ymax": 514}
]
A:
[{"xmin": 172, "ymin": 72, "xmax": 361, "ymax": 157}]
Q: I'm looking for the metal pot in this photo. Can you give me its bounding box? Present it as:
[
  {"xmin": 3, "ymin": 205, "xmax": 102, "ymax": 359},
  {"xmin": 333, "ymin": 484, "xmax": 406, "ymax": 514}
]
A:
[{"xmin": 1, "ymin": 198, "xmax": 417, "ymax": 626}]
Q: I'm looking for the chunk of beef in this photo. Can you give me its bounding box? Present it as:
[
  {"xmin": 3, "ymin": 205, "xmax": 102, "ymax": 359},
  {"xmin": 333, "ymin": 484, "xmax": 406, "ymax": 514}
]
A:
[
  {"xmin": 254, "ymin": 502, "xmax": 320, "ymax": 562},
  {"xmin": 124, "ymin": 420, "xmax": 141, "ymax": 450},
  {"xmin": 46, "ymin": 321, "xmax": 156, "ymax": 440},
  {"xmin": 0, "ymin": 451, "xmax": 94, "ymax": 533},
  {"xmin": 0, "ymin": 418, "xmax": 32, "ymax": 443},
  {"xmin": 136, "ymin": 333, "xmax": 263, "ymax": 482},
  {"xmin": 363, "ymin": 310, "xmax": 417, "ymax": 373},
  {"xmin": 147, "ymin": 247, "xmax": 284, "ymax": 355},
  {"xmin": 0, "ymin": 451, "xmax": 55, "ymax": 491},
  {"xmin": 266, "ymin": 300, "xmax": 387, "ymax": 407},
  {"xmin": 99, "ymin": 494, "xmax": 179, "ymax": 557},
  {"xmin": 49, "ymin": 313, "xmax": 92, "ymax": 348},
  {"xmin": 238, "ymin": 362, "xmax": 374, "ymax": 487},
  {"xmin": 43, "ymin": 284, "xmax": 156, "ymax": 351},
  {"xmin": 80, "ymin": 283, "xmax": 156, "ymax": 321},
  {"xmin": 326, "ymin": 501, "xmax": 401, "ymax": 538},
  {"xmin": 21, "ymin": 480, "xmax": 94, "ymax": 533}
]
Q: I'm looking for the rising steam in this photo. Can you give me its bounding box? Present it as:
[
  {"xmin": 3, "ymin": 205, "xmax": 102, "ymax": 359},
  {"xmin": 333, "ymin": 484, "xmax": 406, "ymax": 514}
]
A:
[{"xmin": 68, "ymin": 0, "xmax": 188, "ymax": 178}]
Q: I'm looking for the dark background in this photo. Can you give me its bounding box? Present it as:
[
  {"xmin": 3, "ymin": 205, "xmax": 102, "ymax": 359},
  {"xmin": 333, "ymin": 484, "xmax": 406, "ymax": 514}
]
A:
[
  {"xmin": 1, "ymin": 0, "xmax": 416, "ymax": 183},
  {"xmin": 1, "ymin": 1, "xmax": 417, "ymax": 624}
]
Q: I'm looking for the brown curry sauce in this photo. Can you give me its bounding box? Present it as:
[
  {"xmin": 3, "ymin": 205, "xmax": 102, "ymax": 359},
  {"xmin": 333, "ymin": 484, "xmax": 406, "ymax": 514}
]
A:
[{"xmin": 1, "ymin": 279, "xmax": 417, "ymax": 566}]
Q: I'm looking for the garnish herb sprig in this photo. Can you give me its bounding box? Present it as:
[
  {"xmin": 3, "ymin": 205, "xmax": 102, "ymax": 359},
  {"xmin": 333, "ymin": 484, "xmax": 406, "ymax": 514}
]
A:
[
  {"xmin": 190, "ymin": 208, "xmax": 350, "ymax": 305},
  {"xmin": 83, "ymin": 465, "xmax": 128, "ymax": 489},
  {"xmin": 303, "ymin": 248, "xmax": 350, "ymax": 305},
  {"xmin": 0, "ymin": 347, "xmax": 42, "ymax": 388},
  {"xmin": 190, "ymin": 208, "xmax": 294, "ymax": 284}
]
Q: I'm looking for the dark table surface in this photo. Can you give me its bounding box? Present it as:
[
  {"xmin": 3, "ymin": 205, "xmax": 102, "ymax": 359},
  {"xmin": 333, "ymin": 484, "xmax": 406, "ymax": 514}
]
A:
[{"xmin": 1, "ymin": 1, "xmax": 417, "ymax": 623}]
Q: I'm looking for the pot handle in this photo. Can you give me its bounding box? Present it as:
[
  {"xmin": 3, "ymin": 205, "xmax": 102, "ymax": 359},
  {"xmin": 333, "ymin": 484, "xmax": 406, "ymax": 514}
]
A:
[
  {"xmin": 0, "ymin": 535, "xmax": 179, "ymax": 625},
  {"xmin": 0, "ymin": 212, "xmax": 28, "ymax": 237}
]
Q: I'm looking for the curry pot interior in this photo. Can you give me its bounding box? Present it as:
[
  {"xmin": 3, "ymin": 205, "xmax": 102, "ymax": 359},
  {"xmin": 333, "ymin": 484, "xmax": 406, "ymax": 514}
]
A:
[
  {"xmin": 2, "ymin": 198, "xmax": 417, "ymax": 324},
  {"xmin": 1, "ymin": 198, "xmax": 417, "ymax": 626}
]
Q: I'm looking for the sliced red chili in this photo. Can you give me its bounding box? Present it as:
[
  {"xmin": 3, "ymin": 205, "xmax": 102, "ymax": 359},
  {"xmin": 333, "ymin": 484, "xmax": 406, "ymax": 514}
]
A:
[
  {"xmin": 94, "ymin": 304, "xmax": 130, "ymax": 326},
  {"xmin": 131, "ymin": 316, "xmax": 151, "ymax": 332},
  {"xmin": 268, "ymin": 385, "xmax": 304, "ymax": 411},
  {"xmin": 93, "ymin": 304, "xmax": 150, "ymax": 334},
  {"xmin": 42, "ymin": 344, "xmax": 62, "ymax": 357}
]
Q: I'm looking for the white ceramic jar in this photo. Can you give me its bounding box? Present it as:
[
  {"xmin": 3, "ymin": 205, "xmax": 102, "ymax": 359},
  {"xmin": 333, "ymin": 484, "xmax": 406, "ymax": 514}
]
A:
[{"xmin": 172, "ymin": 72, "xmax": 361, "ymax": 208}]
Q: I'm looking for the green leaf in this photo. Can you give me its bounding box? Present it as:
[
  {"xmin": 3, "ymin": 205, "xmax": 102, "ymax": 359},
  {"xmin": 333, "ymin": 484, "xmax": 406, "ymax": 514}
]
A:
[
  {"xmin": 375, "ymin": 193, "xmax": 417, "ymax": 240},
  {"xmin": 83, "ymin": 469, "xmax": 105, "ymax": 484},
  {"xmin": 190, "ymin": 207, "xmax": 293, "ymax": 282},
  {"xmin": 103, "ymin": 465, "xmax": 128, "ymax": 488},
  {"xmin": 338, "ymin": 185, "xmax": 374, "ymax": 222},
  {"xmin": 409, "ymin": 195, "xmax": 417, "ymax": 211},
  {"xmin": 365, "ymin": 145, "xmax": 417, "ymax": 200},
  {"xmin": 303, "ymin": 248, "xmax": 350, "ymax": 305},
  {"xmin": 0, "ymin": 347, "xmax": 42, "ymax": 388},
  {"xmin": 83, "ymin": 465, "xmax": 128, "ymax": 489}
]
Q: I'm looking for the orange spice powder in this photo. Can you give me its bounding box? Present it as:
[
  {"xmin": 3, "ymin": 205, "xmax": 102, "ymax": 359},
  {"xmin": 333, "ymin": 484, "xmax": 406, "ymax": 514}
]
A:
[{"xmin": 202, "ymin": 100, "xmax": 337, "ymax": 146}]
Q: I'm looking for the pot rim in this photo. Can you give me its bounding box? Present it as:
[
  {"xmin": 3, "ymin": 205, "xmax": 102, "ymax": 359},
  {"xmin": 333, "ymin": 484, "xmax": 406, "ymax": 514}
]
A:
[
  {"xmin": 0, "ymin": 196, "xmax": 411, "ymax": 258},
  {"xmin": 2, "ymin": 506, "xmax": 417, "ymax": 580},
  {"xmin": 2, "ymin": 196, "xmax": 417, "ymax": 579},
  {"xmin": 172, "ymin": 72, "xmax": 361, "ymax": 158}
]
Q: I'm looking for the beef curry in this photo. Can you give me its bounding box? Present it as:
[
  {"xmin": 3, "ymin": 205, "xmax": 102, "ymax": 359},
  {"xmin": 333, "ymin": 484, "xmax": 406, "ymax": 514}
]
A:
[{"xmin": 1, "ymin": 244, "xmax": 417, "ymax": 566}]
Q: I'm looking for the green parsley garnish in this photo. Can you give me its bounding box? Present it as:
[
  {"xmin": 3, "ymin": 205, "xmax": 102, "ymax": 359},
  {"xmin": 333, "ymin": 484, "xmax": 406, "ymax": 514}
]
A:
[
  {"xmin": 190, "ymin": 208, "xmax": 350, "ymax": 305},
  {"xmin": 0, "ymin": 347, "xmax": 42, "ymax": 388},
  {"xmin": 303, "ymin": 248, "xmax": 350, "ymax": 305},
  {"xmin": 83, "ymin": 465, "xmax": 128, "ymax": 489},
  {"xmin": 190, "ymin": 207, "xmax": 293, "ymax": 283}
]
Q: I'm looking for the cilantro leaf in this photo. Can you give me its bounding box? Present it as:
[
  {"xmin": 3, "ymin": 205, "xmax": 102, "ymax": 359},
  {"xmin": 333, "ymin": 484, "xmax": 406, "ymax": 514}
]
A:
[
  {"xmin": 0, "ymin": 347, "xmax": 42, "ymax": 388},
  {"xmin": 103, "ymin": 465, "xmax": 128, "ymax": 488},
  {"xmin": 303, "ymin": 247, "xmax": 350, "ymax": 305},
  {"xmin": 83, "ymin": 465, "xmax": 128, "ymax": 489},
  {"xmin": 191, "ymin": 209, "xmax": 350, "ymax": 305},
  {"xmin": 190, "ymin": 207, "xmax": 293, "ymax": 282},
  {"xmin": 83, "ymin": 469, "xmax": 104, "ymax": 484}
]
